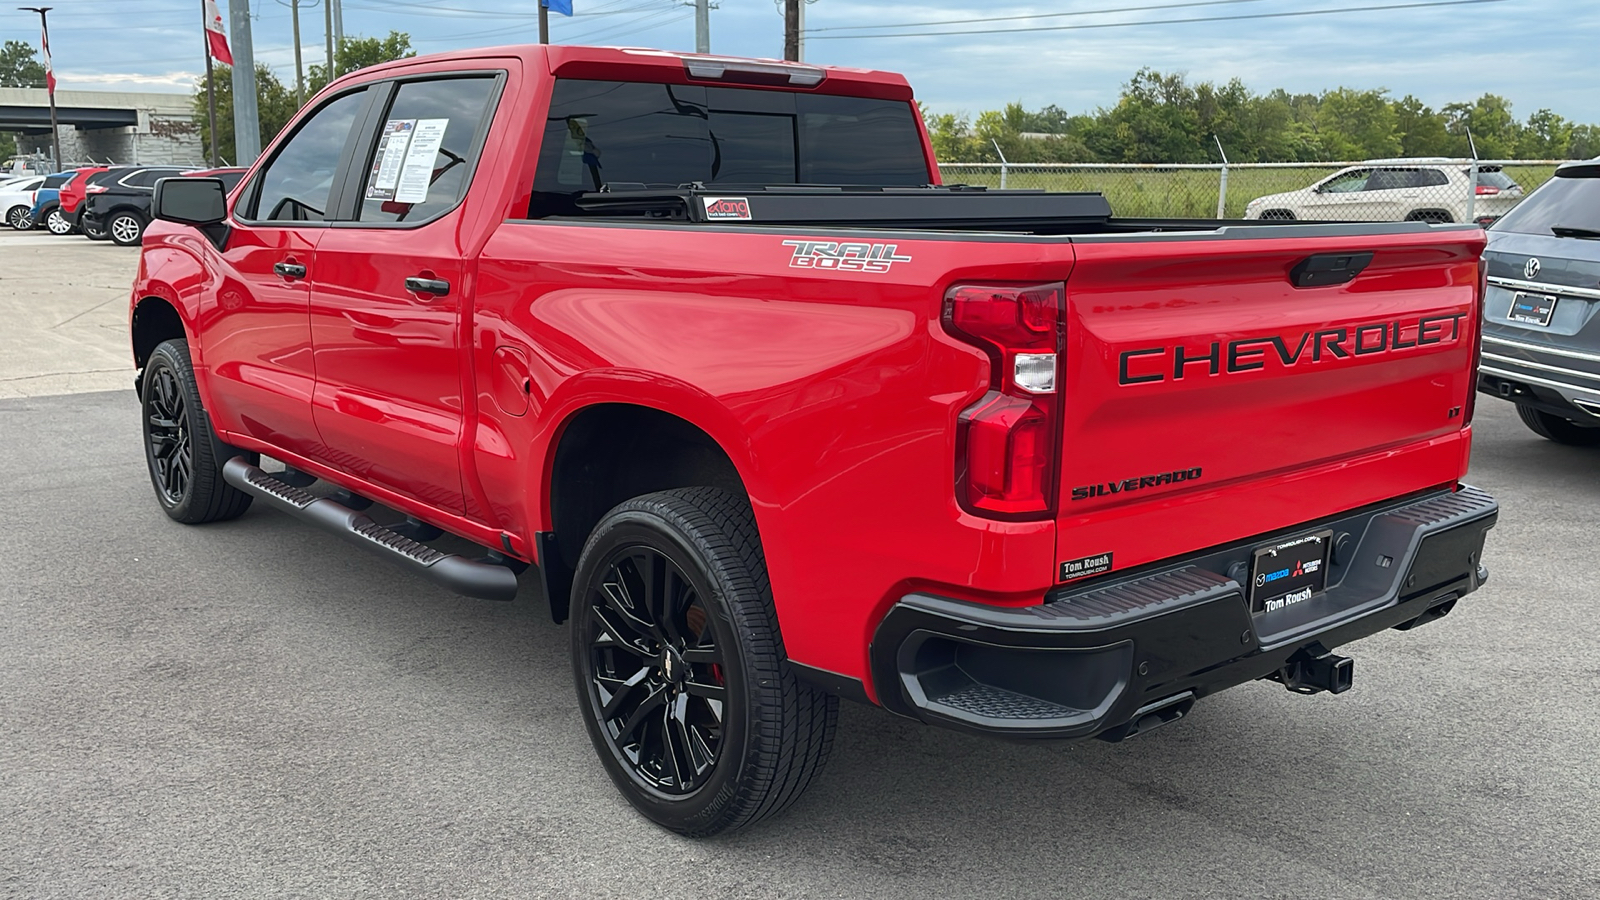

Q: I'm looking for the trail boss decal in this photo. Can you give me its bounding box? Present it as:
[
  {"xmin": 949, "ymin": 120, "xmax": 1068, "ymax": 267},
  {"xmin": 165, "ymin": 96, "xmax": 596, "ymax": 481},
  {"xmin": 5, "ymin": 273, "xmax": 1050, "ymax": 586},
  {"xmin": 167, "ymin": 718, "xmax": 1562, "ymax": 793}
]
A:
[
  {"xmin": 1117, "ymin": 313, "xmax": 1467, "ymax": 386},
  {"xmin": 1071, "ymin": 467, "xmax": 1203, "ymax": 502},
  {"xmin": 782, "ymin": 240, "xmax": 914, "ymax": 274},
  {"xmin": 702, "ymin": 197, "xmax": 752, "ymax": 220}
]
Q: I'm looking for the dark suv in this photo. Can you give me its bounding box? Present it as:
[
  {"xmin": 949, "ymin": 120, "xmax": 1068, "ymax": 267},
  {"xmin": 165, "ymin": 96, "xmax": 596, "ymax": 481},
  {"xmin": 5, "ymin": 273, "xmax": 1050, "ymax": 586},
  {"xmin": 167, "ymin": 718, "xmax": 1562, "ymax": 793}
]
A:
[
  {"xmin": 1477, "ymin": 159, "xmax": 1600, "ymax": 445},
  {"xmin": 81, "ymin": 166, "xmax": 187, "ymax": 246}
]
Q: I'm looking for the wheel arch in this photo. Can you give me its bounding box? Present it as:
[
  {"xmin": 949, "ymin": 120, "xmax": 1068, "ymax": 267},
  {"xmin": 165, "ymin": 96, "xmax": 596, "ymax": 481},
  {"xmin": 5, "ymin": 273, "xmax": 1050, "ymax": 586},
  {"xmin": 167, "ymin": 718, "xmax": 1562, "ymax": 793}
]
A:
[{"xmin": 540, "ymin": 400, "xmax": 752, "ymax": 623}]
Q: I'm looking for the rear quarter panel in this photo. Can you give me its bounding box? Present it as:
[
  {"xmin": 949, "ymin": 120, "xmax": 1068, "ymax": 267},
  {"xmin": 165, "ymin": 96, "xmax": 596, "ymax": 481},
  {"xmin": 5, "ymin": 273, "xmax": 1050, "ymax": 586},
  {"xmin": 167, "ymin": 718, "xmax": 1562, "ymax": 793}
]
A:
[{"xmin": 472, "ymin": 224, "xmax": 1075, "ymax": 683}]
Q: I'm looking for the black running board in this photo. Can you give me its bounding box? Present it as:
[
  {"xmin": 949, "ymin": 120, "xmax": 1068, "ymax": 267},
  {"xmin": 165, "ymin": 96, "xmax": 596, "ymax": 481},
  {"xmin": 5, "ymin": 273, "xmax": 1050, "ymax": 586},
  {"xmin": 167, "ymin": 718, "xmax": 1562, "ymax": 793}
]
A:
[{"xmin": 222, "ymin": 457, "xmax": 519, "ymax": 602}]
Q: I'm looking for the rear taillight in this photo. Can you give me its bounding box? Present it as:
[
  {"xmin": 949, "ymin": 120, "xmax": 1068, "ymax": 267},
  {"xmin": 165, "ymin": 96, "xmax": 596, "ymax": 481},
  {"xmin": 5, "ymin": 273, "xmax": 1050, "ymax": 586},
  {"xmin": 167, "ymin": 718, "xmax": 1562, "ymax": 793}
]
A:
[
  {"xmin": 942, "ymin": 283, "xmax": 1064, "ymax": 519},
  {"xmin": 1474, "ymin": 185, "xmax": 1500, "ymax": 195},
  {"xmin": 86, "ymin": 184, "xmax": 108, "ymax": 194},
  {"xmin": 1464, "ymin": 257, "xmax": 1486, "ymax": 426}
]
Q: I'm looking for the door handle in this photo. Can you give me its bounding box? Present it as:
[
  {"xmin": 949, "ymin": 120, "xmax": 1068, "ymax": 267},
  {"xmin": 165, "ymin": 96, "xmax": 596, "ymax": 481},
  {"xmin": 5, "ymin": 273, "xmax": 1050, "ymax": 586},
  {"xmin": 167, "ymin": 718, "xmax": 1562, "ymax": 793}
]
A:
[
  {"xmin": 405, "ymin": 276, "xmax": 451, "ymax": 297},
  {"xmin": 273, "ymin": 261, "xmax": 307, "ymax": 279}
]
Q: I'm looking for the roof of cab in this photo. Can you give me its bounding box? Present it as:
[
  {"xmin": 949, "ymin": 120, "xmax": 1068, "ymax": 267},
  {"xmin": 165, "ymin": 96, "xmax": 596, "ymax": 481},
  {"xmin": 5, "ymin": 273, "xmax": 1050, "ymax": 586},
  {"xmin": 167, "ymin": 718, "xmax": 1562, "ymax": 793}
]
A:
[{"xmin": 330, "ymin": 43, "xmax": 914, "ymax": 102}]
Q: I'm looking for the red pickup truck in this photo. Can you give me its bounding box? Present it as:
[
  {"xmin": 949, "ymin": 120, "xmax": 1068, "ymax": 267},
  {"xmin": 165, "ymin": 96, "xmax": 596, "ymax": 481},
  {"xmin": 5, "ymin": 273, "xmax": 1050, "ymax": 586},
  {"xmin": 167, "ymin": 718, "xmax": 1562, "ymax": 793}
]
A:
[{"xmin": 131, "ymin": 45, "xmax": 1497, "ymax": 835}]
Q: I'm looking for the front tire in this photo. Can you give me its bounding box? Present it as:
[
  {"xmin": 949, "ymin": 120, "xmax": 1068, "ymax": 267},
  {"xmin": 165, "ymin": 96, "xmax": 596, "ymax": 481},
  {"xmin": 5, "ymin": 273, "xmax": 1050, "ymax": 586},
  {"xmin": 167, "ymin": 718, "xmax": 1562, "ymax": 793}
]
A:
[
  {"xmin": 141, "ymin": 339, "xmax": 255, "ymax": 523},
  {"xmin": 109, "ymin": 211, "xmax": 146, "ymax": 246},
  {"xmin": 570, "ymin": 487, "xmax": 837, "ymax": 836},
  {"xmin": 45, "ymin": 207, "xmax": 74, "ymax": 235},
  {"xmin": 1516, "ymin": 403, "xmax": 1600, "ymax": 446},
  {"xmin": 84, "ymin": 219, "xmax": 108, "ymax": 240}
]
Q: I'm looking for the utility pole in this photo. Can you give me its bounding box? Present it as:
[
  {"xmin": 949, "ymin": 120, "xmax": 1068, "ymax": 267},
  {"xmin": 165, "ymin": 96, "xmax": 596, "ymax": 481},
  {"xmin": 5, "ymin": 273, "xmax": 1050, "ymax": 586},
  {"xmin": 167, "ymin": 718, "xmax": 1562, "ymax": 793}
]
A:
[
  {"xmin": 694, "ymin": 0, "xmax": 709, "ymax": 53},
  {"xmin": 229, "ymin": 0, "xmax": 260, "ymax": 163},
  {"xmin": 783, "ymin": 0, "xmax": 798, "ymax": 61},
  {"xmin": 19, "ymin": 7, "xmax": 62, "ymax": 171},
  {"xmin": 331, "ymin": 0, "xmax": 342, "ymax": 54},
  {"xmin": 539, "ymin": 2, "xmax": 549, "ymax": 43},
  {"xmin": 291, "ymin": 0, "xmax": 305, "ymax": 103},
  {"xmin": 322, "ymin": 0, "xmax": 334, "ymax": 79},
  {"xmin": 796, "ymin": 0, "xmax": 805, "ymax": 61}
]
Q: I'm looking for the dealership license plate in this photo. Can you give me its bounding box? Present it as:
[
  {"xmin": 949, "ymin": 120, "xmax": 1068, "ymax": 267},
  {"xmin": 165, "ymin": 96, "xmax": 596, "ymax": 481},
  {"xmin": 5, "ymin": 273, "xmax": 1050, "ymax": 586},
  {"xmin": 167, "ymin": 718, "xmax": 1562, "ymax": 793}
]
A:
[
  {"xmin": 1248, "ymin": 530, "xmax": 1333, "ymax": 614},
  {"xmin": 1509, "ymin": 291, "xmax": 1557, "ymax": 327}
]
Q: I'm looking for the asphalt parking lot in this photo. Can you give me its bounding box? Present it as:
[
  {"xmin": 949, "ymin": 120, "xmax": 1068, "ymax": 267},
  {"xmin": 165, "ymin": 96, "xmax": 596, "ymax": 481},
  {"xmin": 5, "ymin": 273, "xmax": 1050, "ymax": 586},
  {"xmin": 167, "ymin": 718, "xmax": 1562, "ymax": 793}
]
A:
[{"xmin": 2, "ymin": 232, "xmax": 1598, "ymax": 899}]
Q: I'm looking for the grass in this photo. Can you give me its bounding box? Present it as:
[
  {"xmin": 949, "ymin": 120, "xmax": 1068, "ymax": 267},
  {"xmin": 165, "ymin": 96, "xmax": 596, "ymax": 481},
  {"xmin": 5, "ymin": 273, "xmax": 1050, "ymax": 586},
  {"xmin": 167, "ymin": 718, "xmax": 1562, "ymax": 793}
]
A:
[{"xmin": 936, "ymin": 164, "xmax": 1562, "ymax": 219}]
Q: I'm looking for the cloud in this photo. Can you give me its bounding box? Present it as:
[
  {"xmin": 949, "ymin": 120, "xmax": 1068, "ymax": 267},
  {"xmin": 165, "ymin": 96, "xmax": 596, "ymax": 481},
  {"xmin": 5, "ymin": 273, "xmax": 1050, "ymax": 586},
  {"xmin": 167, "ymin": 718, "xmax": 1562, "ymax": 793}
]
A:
[{"xmin": 56, "ymin": 70, "xmax": 198, "ymax": 92}]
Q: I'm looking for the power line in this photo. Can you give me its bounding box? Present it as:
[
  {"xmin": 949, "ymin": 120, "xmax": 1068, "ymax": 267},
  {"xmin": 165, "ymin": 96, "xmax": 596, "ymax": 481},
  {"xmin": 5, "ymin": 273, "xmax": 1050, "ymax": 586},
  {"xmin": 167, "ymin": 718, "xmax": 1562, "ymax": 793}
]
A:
[
  {"xmin": 806, "ymin": 0, "xmax": 1268, "ymax": 34},
  {"xmin": 807, "ymin": 0, "xmax": 1510, "ymax": 40}
]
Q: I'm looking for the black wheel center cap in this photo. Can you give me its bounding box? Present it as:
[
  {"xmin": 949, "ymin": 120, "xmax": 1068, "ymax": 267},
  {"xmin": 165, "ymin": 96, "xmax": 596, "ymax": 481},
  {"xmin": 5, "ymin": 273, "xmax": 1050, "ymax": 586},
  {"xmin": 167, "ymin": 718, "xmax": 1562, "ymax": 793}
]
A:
[{"xmin": 661, "ymin": 646, "xmax": 687, "ymax": 685}]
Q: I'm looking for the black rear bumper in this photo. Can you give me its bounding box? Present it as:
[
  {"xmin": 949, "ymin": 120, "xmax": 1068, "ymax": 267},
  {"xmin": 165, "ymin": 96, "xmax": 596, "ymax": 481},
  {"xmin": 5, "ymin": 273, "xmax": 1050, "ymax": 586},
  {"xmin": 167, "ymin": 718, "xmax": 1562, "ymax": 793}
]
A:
[{"xmin": 869, "ymin": 486, "xmax": 1497, "ymax": 740}]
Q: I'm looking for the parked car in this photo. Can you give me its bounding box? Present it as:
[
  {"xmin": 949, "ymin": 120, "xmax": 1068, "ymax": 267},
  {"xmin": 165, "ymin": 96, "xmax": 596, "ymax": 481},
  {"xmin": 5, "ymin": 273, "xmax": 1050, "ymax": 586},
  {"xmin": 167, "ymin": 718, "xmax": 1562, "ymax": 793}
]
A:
[
  {"xmin": 58, "ymin": 165, "xmax": 112, "ymax": 235},
  {"xmin": 1244, "ymin": 159, "xmax": 1522, "ymax": 225},
  {"xmin": 29, "ymin": 171, "xmax": 80, "ymax": 235},
  {"xmin": 1, "ymin": 175, "xmax": 46, "ymax": 229},
  {"xmin": 80, "ymin": 166, "xmax": 185, "ymax": 245},
  {"xmin": 180, "ymin": 166, "xmax": 247, "ymax": 193},
  {"xmin": 1475, "ymin": 158, "xmax": 1600, "ymax": 445},
  {"xmin": 134, "ymin": 45, "xmax": 1497, "ymax": 836}
]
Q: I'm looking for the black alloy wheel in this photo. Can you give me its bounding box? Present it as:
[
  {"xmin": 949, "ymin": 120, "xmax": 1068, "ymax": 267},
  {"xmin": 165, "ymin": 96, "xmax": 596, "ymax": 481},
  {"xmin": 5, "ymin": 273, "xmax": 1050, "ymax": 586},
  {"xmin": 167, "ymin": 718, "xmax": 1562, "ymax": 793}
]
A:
[
  {"xmin": 139, "ymin": 339, "xmax": 254, "ymax": 523},
  {"xmin": 571, "ymin": 488, "xmax": 837, "ymax": 836},
  {"xmin": 584, "ymin": 545, "xmax": 728, "ymax": 796},
  {"xmin": 145, "ymin": 363, "xmax": 192, "ymax": 506}
]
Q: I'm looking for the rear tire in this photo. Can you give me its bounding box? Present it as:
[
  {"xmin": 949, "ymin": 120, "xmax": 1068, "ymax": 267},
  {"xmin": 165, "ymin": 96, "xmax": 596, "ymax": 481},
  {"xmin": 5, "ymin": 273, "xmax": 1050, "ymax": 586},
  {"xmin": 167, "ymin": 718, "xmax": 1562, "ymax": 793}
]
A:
[
  {"xmin": 140, "ymin": 339, "xmax": 256, "ymax": 523},
  {"xmin": 1516, "ymin": 403, "xmax": 1600, "ymax": 446},
  {"xmin": 109, "ymin": 211, "xmax": 146, "ymax": 246},
  {"xmin": 6, "ymin": 204, "xmax": 32, "ymax": 230},
  {"xmin": 1406, "ymin": 210, "xmax": 1452, "ymax": 224},
  {"xmin": 570, "ymin": 487, "xmax": 837, "ymax": 836}
]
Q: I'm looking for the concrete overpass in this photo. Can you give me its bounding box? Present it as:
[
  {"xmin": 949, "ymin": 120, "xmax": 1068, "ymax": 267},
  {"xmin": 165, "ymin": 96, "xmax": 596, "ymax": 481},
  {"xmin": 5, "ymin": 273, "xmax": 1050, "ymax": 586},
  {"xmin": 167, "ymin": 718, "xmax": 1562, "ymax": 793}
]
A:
[{"xmin": 0, "ymin": 88, "xmax": 205, "ymax": 167}]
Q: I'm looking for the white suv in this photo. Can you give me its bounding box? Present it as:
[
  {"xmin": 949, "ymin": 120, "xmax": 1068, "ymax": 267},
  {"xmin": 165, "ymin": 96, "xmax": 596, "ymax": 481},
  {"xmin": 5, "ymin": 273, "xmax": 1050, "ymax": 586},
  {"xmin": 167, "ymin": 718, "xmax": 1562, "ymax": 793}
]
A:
[{"xmin": 1244, "ymin": 159, "xmax": 1523, "ymax": 225}]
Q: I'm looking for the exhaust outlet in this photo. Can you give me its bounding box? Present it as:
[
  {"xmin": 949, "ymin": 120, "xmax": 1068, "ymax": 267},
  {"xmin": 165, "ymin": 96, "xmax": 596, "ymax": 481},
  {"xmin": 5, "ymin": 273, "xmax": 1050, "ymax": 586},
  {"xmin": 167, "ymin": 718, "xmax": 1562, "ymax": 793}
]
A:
[{"xmin": 1271, "ymin": 643, "xmax": 1354, "ymax": 695}]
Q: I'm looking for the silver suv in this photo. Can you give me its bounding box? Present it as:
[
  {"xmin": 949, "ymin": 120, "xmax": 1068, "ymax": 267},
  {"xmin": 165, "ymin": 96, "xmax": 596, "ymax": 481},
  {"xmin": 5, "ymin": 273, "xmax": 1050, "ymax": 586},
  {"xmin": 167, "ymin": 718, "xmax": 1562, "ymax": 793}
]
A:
[{"xmin": 1244, "ymin": 159, "xmax": 1523, "ymax": 225}]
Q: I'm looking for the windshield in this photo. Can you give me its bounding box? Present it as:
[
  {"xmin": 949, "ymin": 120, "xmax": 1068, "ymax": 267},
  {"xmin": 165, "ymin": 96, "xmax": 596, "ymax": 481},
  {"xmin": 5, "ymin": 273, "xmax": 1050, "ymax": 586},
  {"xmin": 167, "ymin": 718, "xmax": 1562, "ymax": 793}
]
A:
[
  {"xmin": 1491, "ymin": 171, "xmax": 1600, "ymax": 235},
  {"xmin": 530, "ymin": 79, "xmax": 929, "ymax": 216}
]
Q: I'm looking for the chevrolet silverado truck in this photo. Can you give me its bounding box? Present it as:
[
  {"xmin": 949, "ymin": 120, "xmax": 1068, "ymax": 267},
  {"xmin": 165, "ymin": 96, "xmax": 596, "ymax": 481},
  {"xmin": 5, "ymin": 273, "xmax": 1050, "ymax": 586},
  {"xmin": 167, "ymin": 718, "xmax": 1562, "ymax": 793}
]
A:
[{"xmin": 130, "ymin": 45, "xmax": 1498, "ymax": 836}]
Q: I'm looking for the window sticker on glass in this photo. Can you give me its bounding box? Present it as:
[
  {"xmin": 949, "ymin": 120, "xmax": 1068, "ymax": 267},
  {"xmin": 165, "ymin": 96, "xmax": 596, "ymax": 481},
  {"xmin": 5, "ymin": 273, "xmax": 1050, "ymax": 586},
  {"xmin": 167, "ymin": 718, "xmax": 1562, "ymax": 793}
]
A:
[
  {"xmin": 367, "ymin": 119, "xmax": 416, "ymax": 201},
  {"xmin": 393, "ymin": 118, "xmax": 450, "ymax": 204}
]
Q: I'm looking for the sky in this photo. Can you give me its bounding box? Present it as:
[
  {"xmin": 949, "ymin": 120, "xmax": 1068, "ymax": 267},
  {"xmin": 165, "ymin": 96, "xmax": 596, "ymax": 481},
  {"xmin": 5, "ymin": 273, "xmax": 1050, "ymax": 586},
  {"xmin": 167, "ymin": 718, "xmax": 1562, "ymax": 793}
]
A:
[{"xmin": 1, "ymin": 0, "xmax": 1595, "ymax": 124}]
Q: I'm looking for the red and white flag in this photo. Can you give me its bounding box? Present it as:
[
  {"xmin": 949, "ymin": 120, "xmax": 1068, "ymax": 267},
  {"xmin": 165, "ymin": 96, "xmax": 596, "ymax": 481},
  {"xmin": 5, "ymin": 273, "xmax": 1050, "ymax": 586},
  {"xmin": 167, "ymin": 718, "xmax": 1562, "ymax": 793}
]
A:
[
  {"xmin": 40, "ymin": 22, "xmax": 55, "ymax": 96},
  {"xmin": 204, "ymin": 0, "xmax": 233, "ymax": 65}
]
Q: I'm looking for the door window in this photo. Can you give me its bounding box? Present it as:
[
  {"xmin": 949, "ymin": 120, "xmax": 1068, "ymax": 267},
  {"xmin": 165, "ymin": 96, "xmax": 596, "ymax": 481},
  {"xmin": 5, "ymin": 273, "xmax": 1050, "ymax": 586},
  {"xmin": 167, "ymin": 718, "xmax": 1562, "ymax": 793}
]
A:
[
  {"xmin": 1320, "ymin": 170, "xmax": 1369, "ymax": 193},
  {"xmin": 246, "ymin": 88, "xmax": 368, "ymax": 222},
  {"xmin": 1363, "ymin": 169, "xmax": 1416, "ymax": 191},
  {"xmin": 356, "ymin": 77, "xmax": 499, "ymax": 224}
]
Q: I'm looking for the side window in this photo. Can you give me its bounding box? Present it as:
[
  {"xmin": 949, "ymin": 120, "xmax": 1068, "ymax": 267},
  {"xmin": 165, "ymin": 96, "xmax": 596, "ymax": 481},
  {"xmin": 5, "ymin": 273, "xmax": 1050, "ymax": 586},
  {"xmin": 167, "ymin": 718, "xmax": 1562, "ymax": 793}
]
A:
[
  {"xmin": 1414, "ymin": 169, "xmax": 1449, "ymax": 188},
  {"xmin": 248, "ymin": 88, "xmax": 368, "ymax": 222},
  {"xmin": 356, "ymin": 77, "xmax": 498, "ymax": 224},
  {"xmin": 1363, "ymin": 169, "xmax": 1410, "ymax": 192},
  {"xmin": 1321, "ymin": 170, "xmax": 1368, "ymax": 193}
]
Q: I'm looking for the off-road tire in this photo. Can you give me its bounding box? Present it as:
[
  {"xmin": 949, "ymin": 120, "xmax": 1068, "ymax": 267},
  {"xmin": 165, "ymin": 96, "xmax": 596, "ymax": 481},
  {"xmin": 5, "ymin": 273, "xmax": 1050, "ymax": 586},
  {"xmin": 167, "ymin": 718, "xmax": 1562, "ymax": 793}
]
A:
[
  {"xmin": 141, "ymin": 339, "xmax": 255, "ymax": 523},
  {"xmin": 570, "ymin": 487, "xmax": 837, "ymax": 836},
  {"xmin": 1516, "ymin": 403, "xmax": 1600, "ymax": 446}
]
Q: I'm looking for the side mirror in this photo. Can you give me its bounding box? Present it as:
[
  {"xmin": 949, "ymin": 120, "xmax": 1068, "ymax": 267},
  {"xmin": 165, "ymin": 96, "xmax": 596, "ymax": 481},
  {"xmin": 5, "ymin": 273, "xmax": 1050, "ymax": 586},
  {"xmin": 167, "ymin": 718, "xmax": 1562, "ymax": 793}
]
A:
[{"xmin": 153, "ymin": 177, "xmax": 227, "ymax": 227}]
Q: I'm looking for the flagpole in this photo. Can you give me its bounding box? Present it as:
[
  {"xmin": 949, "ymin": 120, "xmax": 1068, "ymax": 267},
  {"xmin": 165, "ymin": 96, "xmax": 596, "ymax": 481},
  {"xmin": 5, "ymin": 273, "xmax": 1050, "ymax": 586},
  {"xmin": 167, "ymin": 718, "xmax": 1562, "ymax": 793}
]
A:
[
  {"xmin": 19, "ymin": 7, "xmax": 61, "ymax": 171},
  {"xmin": 202, "ymin": 0, "xmax": 219, "ymax": 166}
]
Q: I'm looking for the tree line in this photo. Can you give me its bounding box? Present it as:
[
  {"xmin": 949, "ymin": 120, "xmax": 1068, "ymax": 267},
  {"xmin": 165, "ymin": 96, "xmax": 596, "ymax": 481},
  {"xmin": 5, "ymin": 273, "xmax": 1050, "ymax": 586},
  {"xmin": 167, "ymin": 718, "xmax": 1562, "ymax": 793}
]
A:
[{"xmin": 925, "ymin": 68, "xmax": 1600, "ymax": 164}]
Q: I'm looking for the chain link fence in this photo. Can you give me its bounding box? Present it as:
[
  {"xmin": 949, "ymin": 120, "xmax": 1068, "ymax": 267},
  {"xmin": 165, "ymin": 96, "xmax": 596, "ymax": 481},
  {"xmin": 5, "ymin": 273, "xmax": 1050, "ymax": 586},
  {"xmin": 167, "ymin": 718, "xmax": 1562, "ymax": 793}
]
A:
[{"xmin": 937, "ymin": 160, "xmax": 1565, "ymax": 223}]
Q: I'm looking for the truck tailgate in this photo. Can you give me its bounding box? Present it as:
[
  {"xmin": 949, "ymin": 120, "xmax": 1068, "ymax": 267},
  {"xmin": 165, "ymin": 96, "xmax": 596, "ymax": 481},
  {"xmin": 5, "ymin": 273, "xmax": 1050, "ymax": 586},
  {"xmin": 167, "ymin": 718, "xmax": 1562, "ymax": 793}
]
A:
[{"xmin": 1055, "ymin": 227, "xmax": 1484, "ymax": 581}]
